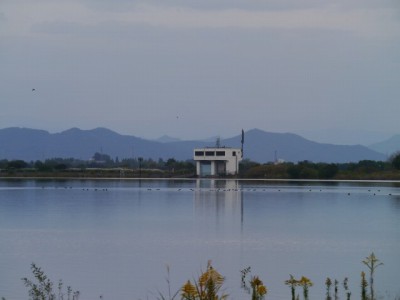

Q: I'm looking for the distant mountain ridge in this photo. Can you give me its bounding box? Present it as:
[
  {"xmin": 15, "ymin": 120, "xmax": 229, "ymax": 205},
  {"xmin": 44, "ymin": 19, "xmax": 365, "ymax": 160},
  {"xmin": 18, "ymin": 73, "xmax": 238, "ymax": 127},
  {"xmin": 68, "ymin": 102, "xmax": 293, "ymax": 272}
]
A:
[
  {"xmin": 369, "ymin": 134, "xmax": 400, "ymax": 156},
  {"xmin": 0, "ymin": 127, "xmax": 386, "ymax": 163},
  {"xmin": 155, "ymin": 135, "xmax": 181, "ymax": 143},
  {"xmin": 223, "ymin": 129, "xmax": 386, "ymax": 163}
]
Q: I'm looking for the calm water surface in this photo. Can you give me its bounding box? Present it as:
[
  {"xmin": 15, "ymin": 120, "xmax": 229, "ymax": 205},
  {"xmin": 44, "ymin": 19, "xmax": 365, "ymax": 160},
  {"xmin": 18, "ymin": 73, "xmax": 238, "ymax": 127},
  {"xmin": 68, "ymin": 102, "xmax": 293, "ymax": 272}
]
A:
[{"xmin": 0, "ymin": 179, "xmax": 399, "ymax": 299}]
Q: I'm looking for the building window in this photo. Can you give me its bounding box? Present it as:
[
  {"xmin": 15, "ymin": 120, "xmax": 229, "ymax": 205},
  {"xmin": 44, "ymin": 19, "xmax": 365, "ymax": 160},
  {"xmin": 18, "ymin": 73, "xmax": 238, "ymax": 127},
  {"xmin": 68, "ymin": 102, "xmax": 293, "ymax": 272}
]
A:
[
  {"xmin": 216, "ymin": 151, "xmax": 225, "ymax": 156},
  {"xmin": 195, "ymin": 151, "xmax": 204, "ymax": 156},
  {"xmin": 232, "ymin": 151, "xmax": 236, "ymax": 156},
  {"xmin": 205, "ymin": 151, "xmax": 215, "ymax": 156}
]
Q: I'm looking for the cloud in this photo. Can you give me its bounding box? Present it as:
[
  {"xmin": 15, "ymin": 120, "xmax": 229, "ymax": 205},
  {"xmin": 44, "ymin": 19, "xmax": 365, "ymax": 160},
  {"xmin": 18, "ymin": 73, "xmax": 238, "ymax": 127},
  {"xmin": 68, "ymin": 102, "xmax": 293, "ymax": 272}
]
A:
[
  {"xmin": 78, "ymin": 0, "xmax": 399, "ymax": 13},
  {"xmin": 2, "ymin": 0, "xmax": 399, "ymax": 39},
  {"xmin": 26, "ymin": 9, "xmax": 400, "ymax": 43},
  {"xmin": 79, "ymin": 0, "xmax": 326, "ymax": 12},
  {"xmin": 108, "ymin": 5, "xmax": 398, "ymax": 36}
]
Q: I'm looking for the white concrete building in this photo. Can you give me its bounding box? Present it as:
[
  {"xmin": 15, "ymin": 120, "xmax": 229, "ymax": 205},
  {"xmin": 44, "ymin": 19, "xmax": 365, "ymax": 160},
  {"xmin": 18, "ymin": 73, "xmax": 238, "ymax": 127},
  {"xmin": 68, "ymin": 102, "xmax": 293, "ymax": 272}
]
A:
[{"xmin": 193, "ymin": 147, "xmax": 242, "ymax": 176}]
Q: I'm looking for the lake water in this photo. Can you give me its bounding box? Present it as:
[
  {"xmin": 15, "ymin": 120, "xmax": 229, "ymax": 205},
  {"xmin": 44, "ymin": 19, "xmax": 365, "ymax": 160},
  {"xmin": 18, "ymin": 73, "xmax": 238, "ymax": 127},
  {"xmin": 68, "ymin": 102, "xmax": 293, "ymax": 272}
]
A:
[{"xmin": 0, "ymin": 179, "xmax": 399, "ymax": 300}]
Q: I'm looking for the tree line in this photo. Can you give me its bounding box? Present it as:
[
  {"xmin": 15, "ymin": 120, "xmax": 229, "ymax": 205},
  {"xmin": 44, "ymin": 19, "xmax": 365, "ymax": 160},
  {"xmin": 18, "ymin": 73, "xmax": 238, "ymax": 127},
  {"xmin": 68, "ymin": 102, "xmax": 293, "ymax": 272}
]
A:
[
  {"xmin": 1, "ymin": 152, "xmax": 399, "ymax": 179},
  {"xmin": 240, "ymin": 151, "xmax": 400, "ymax": 180},
  {"xmin": 0, "ymin": 152, "xmax": 196, "ymax": 176}
]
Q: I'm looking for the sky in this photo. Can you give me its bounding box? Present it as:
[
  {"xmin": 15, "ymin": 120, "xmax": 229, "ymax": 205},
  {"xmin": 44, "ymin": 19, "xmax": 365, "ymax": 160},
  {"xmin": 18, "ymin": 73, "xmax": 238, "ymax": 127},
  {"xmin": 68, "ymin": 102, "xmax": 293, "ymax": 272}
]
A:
[{"xmin": 1, "ymin": 0, "xmax": 399, "ymax": 145}]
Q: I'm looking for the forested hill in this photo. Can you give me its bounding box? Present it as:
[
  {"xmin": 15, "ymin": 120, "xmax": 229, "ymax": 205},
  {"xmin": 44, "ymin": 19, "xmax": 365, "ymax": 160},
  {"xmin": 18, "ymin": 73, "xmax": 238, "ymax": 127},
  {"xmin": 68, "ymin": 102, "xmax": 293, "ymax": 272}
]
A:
[{"xmin": 0, "ymin": 127, "xmax": 386, "ymax": 163}]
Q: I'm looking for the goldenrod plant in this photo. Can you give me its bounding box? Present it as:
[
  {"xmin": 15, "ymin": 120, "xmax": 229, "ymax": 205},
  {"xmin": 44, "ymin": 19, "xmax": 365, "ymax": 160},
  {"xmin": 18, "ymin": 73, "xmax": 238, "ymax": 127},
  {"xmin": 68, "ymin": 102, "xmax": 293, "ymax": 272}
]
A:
[
  {"xmin": 240, "ymin": 266, "xmax": 267, "ymax": 300},
  {"xmin": 285, "ymin": 275, "xmax": 313, "ymax": 300},
  {"xmin": 298, "ymin": 276, "xmax": 313, "ymax": 300},
  {"xmin": 343, "ymin": 277, "xmax": 351, "ymax": 300},
  {"xmin": 363, "ymin": 252, "xmax": 383, "ymax": 300},
  {"xmin": 334, "ymin": 279, "xmax": 339, "ymax": 300},
  {"xmin": 361, "ymin": 271, "xmax": 368, "ymax": 300},
  {"xmin": 326, "ymin": 277, "xmax": 332, "ymax": 300},
  {"xmin": 180, "ymin": 261, "xmax": 228, "ymax": 300},
  {"xmin": 181, "ymin": 281, "xmax": 199, "ymax": 300},
  {"xmin": 285, "ymin": 274, "xmax": 299, "ymax": 300},
  {"xmin": 249, "ymin": 276, "xmax": 267, "ymax": 300}
]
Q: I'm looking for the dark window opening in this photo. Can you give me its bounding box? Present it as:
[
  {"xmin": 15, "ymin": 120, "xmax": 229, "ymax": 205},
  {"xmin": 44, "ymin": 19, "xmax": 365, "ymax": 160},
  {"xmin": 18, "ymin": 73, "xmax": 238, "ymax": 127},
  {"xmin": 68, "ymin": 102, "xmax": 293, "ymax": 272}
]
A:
[
  {"xmin": 216, "ymin": 151, "xmax": 225, "ymax": 156},
  {"xmin": 195, "ymin": 151, "xmax": 204, "ymax": 156},
  {"xmin": 205, "ymin": 151, "xmax": 215, "ymax": 156},
  {"xmin": 232, "ymin": 151, "xmax": 236, "ymax": 156}
]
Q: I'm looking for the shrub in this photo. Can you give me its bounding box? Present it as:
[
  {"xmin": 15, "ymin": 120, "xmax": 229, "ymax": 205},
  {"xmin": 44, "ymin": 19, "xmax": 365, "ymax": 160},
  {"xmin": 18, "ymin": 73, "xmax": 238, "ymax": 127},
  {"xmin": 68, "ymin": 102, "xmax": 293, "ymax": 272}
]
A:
[{"xmin": 21, "ymin": 263, "xmax": 79, "ymax": 300}]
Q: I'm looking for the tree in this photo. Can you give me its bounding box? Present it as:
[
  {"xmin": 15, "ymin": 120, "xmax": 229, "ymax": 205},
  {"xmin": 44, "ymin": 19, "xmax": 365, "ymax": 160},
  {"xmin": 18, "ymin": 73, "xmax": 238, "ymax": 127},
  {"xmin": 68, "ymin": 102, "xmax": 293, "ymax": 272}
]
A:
[
  {"xmin": 318, "ymin": 163, "xmax": 338, "ymax": 179},
  {"xmin": 166, "ymin": 158, "xmax": 177, "ymax": 169},
  {"xmin": 0, "ymin": 159, "xmax": 9, "ymax": 169},
  {"xmin": 34, "ymin": 161, "xmax": 52, "ymax": 172},
  {"xmin": 390, "ymin": 151, "xmax": 400, "ymax": 170},
  {"xmin": 54, "ymin": 163, "xmax": 67, "ymax": 171},
  {"xmin": 356, "ymin": 160, "xmax": 386, "ymax": 173},
  {"xmin": 287, "ymin": 164, "xmax": 301, "ymax": 179},
  {"xmin": 239, "ymin": 159, "xmax": 260, "ymax": 176},
  {"xmin": 7, "ymin": 160, "xmax": 28, "ymax": 169}
]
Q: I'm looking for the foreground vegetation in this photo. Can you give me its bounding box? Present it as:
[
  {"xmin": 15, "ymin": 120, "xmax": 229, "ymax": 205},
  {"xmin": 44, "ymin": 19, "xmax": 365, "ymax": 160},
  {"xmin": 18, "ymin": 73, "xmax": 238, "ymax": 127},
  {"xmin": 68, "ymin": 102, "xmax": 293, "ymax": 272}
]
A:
[
  {"xmin": 0, "ymin": 152, "xmax": 400, "ymax": 180},
  {"xmin": 3, "ymin": 253, "xmax": 398, "ymax": 300}
]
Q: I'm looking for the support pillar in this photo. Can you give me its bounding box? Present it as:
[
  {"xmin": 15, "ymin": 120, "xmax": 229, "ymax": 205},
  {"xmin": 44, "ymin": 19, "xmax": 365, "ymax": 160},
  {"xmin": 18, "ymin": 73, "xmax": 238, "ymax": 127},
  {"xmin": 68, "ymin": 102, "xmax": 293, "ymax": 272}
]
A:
[
  {"xmin": 211, "ymin": 161, "xmax": 216, "ymax": 176},
  {"xmin": 196, "ymin": 161, "xmax": 201, "ymax": 176}
]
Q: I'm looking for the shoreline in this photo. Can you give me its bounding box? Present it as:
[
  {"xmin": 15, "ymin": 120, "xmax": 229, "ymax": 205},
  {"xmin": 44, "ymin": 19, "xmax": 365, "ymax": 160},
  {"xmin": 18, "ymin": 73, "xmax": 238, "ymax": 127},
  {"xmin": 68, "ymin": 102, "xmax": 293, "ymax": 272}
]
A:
[{"xmin": 1, "ymin": 175, "xmax": 400, "ymax": 184}]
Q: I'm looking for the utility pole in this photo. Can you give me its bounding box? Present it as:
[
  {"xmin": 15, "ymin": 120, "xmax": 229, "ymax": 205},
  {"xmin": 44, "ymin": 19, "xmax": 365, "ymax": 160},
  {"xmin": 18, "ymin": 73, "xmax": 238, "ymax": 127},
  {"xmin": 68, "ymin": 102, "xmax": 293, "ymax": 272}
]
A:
[
  {"xmin": 241, "ymin": 129, "xmax": 244, "ymax": 158},
  {"xmin": 138, "ymin": 157, "xmax": 143, "ymax": 178}
]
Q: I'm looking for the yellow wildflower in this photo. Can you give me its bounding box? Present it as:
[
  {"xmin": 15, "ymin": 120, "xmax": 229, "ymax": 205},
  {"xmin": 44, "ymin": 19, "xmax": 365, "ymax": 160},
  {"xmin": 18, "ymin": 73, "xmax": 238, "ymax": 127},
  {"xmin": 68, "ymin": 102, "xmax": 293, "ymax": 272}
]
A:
[
  {"xmin": 299, "ymin": 276, "xmax": 313, "ymax": 287},
  {"xmin": 257, "ymin": 285, "xmax": 268, "ymax": 296},
  {"xmin": 285, "ymin": 274, "xmax": 299, "ymax": 287},
  {"xmin": 199, "ymin": 265, "xmax": 224, "ymax": 289},
  {"xmin": 181, "ymin": 280, "xmax": 198, "ymax": 299},
  {"xmin": 251, "ymin": 276, "xmax": 263, "ymax": 287}
]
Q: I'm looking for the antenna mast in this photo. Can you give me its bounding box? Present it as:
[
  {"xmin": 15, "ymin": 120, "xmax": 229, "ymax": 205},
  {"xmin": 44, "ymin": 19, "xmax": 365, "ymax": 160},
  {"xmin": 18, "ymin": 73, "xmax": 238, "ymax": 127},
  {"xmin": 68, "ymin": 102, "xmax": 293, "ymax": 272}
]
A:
[{"xmin": 241, "ymin": 129, "xmax": 244, "ymax": 158}]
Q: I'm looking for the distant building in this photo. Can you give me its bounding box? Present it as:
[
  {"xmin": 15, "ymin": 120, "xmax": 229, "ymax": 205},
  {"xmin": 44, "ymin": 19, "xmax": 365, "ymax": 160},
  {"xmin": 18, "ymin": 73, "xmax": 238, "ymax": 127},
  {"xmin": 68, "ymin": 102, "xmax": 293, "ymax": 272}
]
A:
[{"xmin": 193, "ymin": 147, "xmax": 242, "ymax": 176}]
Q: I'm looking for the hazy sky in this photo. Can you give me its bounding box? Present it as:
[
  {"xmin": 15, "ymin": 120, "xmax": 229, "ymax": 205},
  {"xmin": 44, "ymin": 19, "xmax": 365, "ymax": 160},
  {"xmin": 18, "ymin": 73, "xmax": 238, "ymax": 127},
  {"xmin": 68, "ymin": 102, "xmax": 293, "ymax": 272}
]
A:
[{"xmin": 1, "ymin": 0, "xmax": 399, "ymax": 144}]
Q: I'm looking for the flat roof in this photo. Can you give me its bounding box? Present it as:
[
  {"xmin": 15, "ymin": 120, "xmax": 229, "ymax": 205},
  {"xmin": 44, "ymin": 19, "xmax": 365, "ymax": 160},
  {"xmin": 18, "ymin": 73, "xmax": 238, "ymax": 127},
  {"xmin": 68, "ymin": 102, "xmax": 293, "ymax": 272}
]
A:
[{"xmin": 194, "ymin": 147, "xmax": 240, "ymax": 150}]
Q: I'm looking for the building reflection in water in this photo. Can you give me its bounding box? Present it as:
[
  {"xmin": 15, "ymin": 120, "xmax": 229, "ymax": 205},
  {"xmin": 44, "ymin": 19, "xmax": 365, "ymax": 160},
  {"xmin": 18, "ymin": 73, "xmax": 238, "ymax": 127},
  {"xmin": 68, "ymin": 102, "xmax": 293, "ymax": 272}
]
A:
[{"xmin": 193, "ymin": 179, "xmax": 244, "ymax": 233}]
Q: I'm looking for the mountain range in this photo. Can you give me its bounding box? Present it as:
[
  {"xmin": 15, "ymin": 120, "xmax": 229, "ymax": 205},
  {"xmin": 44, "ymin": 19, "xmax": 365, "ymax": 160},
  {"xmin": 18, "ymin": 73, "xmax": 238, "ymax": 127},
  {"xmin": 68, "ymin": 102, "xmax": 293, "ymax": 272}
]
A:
[
  {"xmin": 0, "ymin": 127, "xmax": 393, "ymax": 163},
  {"xmin": 369, "ymin": 134, "xmax": 400, "ymax": 157}
]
